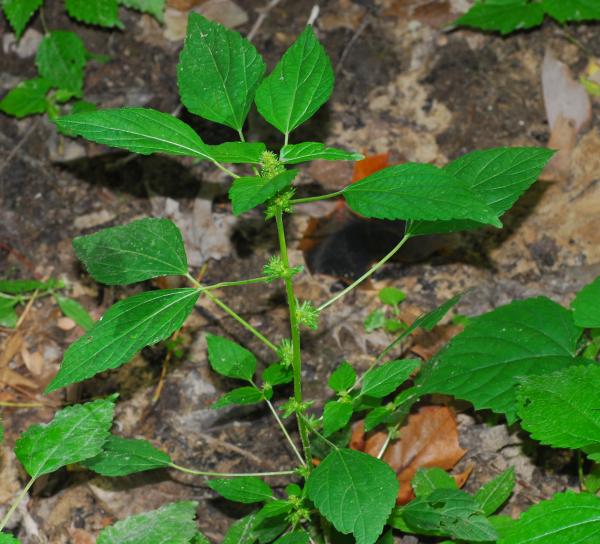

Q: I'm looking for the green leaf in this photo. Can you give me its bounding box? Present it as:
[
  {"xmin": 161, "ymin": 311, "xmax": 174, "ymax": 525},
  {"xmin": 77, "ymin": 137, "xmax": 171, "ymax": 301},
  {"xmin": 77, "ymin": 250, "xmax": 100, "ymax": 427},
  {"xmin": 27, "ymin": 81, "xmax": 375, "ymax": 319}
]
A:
[
  {"xmin": 384, "ymin": 318, "xmax": 405, "ymax": 334},
  {"xmin": 517, "ymin": 365, "xmax": 600, "ymax": 460},
  {"xmin": 72, "ymin": 218, "xmax": 188, "ymax": 285},
  {"xmin": 328, "ymin": 361, "xmax": 356, "ymax": 392},
  {"xmin": 15, "ymin": 396, "xmax": 116, "ymax": 478},
  {"xmin": 323, "ymin": 400, "xmax": 354, "ymax": 436},
  {"xmin": 363, "ymin": 406, "xmax": 391, "ymax": 432},
  {"xmin": 275, "ymin": 532, "xmax": 309, "ymax": 544},
  {"xmin": 0, "ymin": 298, "xmax": 18, "ymax": 328},
  {"xmin": 364, "ymin": 308, "xmax": 385, "ymax": 332},
  {"xmin": 361, "ymin": 359, "xmax": 420, "ymax": 399},
  {"xmin": 542, "ymin": 0, "xmax": 600, "ymax": 22},
  {"xmin": 342, "ymin": 163, "xmax": 501, "ymax": 226},
  {"xmin": 418, "ymin": 297, "xmax": 583, "ymax": 422},
  {"xmin": 229, "ymin": 170, "xmax": 298, "ymax": 216},
  {"xmin": 498, "ymin": 491, "xmax": 600, "ymax": 543},
  {"xmin": 178, "ymin": 13, "xmax": 265, "ymax": 131},
  {"xmin": 36, "ymin": 31, "xmax": 87, "ymax": 97},
  {"xmin": 0, "ymin": 278, "xmax": 59, "ymax": 294},
  {"xmin": 82, "ymin": 435, "xmax": 171, "ymax": 476},
  {"xmin": 97, "ymin": 501, "xmax": 198, "ymax": 544},
  {"xmin": 212, "ymin": 386, "xmax": 263, "ymax": 409},
  {"xmin": 204, "ymin": 142, "xmax": 267, "ymax": 164},
  {"xmin": 0, "ymin": 78, "xmax": 50, "ymax": 118},
  {"xmin": 412, "ymin": 294, "xmax": 462, "ymax": 332},
  {"xmin": 412, "ymin": 467, "xmax": 457, "ymax": 498},
  {"xmin": 571, "ymin": 276, "xmax": 600, "ymax": 328},
  {"xmin": 255, "ymin": 26, "xmax": 334, "ymax": 136},
  {"xmin": 1, "ymin": 0, "xmax": 42, "ymax": 38},
  {"xmin": 453, "ymin": 0, "xmax": 545, "ymax": 35},
  {"xmin": 54, "ymin": 294, "xmax": 94, "ymax": 331},
  {"xmin": 208, "ymin": 477, "xmax": 273, "ymax": 504},
  {"xmin": 46, "ymin": 289, "xmax": 199, "ymax": 392},
  {"xmin": 262, "ymin": 363, "xmax": 293, "ymax": 386},
  {"xmin": 379, "ymin": 287, "xmax": 406, "ymax": 306},
  {"xmin": 306, "ymin": 448, "xmax": 398, "ymax": 544},
  {"xmin": 222, "ymin": 514, "xmax": 257, "ymax": 544},
  {"xmin": 206, "ymin": 334, "xmax": 256, "ymax": 381},
  {"xmin": 65, "ymin": 0, "xmax": 123, "ymax": 28},
  {"xmin": 474, "ymin": 467, "xmax": 516, "ymax": 516},
  {"xmin": 118, "ymin": 0, "xmax": 165, "ymax": 22},
  {"xmin": 0, "ymin": 534, "xmax": 21, "ymax": 544},
  {"xmin": 191, "ymin": 534, "xmax": 210, "ymax": 544},
  {"xmin": 280, "ymin": 142, "xmax": 363, "ymax": 164}
]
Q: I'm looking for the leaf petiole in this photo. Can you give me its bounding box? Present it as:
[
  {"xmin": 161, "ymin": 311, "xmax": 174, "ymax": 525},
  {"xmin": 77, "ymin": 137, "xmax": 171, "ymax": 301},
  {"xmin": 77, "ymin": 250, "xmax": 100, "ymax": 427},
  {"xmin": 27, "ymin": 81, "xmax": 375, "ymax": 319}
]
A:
[
  {"xmin": 169, "ymin": 464, "xmax": 297, "ymax": 477},
  {"xmin": 289, "ymin": 190, "xmax": 343, "ymax": 205},
  {"xmin": 0, "ymin": 477, "xmax": 36, "ymax": 531}
]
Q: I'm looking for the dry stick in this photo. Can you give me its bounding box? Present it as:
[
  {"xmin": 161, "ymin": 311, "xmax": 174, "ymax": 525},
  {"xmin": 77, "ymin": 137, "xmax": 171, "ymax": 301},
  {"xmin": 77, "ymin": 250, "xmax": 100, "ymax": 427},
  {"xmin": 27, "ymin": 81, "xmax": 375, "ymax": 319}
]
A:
[{"xmin": 247, "ymin": 0, "xmax": 283, "ymax": 41}]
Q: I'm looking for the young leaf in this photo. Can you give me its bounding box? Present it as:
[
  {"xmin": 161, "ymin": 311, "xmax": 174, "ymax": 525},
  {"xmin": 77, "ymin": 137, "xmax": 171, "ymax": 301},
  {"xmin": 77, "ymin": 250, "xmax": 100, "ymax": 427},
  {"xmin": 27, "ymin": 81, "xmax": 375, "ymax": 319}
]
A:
[
  {"xmin": 262, "ymin": 363, "xmax": 293, "ymax": 386},
  {"xmin": 0, "ymin": 78, "xmax": 50, "ymax": 118},
  {"xmin": 364, "ymin": 406, "xmax": 391, "ymax": 432},
  {"xmin": 453, "ymin": 0, "xmax": 545, "ymax": 35},
  {"xmin": 360, "ymin": 359, "xmax": 420, "ymax": 399},
  {"xmin": 222, "ymin": 514, "xmax": 257, "ymax": 544},
  {"xmin": 418, "ymin": 297, "xmax": 583, "ymax": 422},
  {"xmin": 517, "ymin": 365, "xmax": 600, "ymax": 460},
  {"xmin": 306, "ymin": 448, "xmax": 398, "ymax": 544},
  {"xmin": 542, "ymin": 0, "xmax": 600, "ymax": 22},
  {"xmin": 204, "ymin": 142, "xmax": 267, "ymax": 164},
  {"xmin": 229, "ymin": 170, "xmax": 298, "ymax": 216},
  {"xmin": 2, "ymin": 0, "xmax": 43, "ymax": 38},
  {"xmin": 54, "ymin": 294, "xmax": 94, "ymax": 331},
  {"xmin": 0, "ymin": 298, "xmax": 18, "ymax": 328},
  {"xmin": 65, "ymin": 0, "xmax": 123, "ymax": 28},
  {"xmin": 212, "ymin": 386, "xmax": 263, "ymax": 409},
  {"xmin": 97, "ymin": 501, "xmax": 198, "ymax": 544},
  {"xmin": 118, "ymin": 0, "xmax": 165, "ymax": 22},
  {"xmin": 364, "ymin": 308, "xmax": 386, "ymax": 332},
  {"xmin": 322, "ymin": 400, "xmax": 354, "ymax": 436},
  {"xmin": 36, "ymin": 31, "xmax": 87, "ymax": 97},
  {"xmin": 82, "ymin": 435, "xmax": 172, "ymax": 476},
  {"xmin": 255, "ymin": 26, "xmax": 334, "ymax": 137},
  {"xmin": 571, "ymin": 276, "xmax": 600, "ymax": 328},
  {"xmin": 208, "ymin": 476, "xmax": 273, "ymax": 504},
  {"xmin": 178, "ymin": 13, "xmax": 265, "ymax": 131},
  {"xmin": 206, "ymin": 334, "xmax": 256, "ymax": 381},
  {"xmin": 275, "ymin": 532, "xmax": 310, "ymax": 544},
  {"xmin": 474, "ymin": 467, "xmax": 516, "ymax": 516},
  {"xmin": 411, "ymin": 467, "xmax": 457, "ymax": 498},
  {"xmin": 280, "ymin": 142, "xmax": 363, "ymax": 164},
  {"xmin": 14, "ymin": 396, "xmax": 116, "ymax": 478},
  {"xmin": 328, "ymin": 361, "xmax": 356, "ymax": 392},
  {"xmin": 72, "ymin": 218, "xmax": 188, "ymax": 285},
  {"xmin": 378, "ymin": 287, "xmax": 406, "ymax": 306},
  {"xmin": 46, "ymin": 289, "xmax": 199, "ymax": 392},
  {"xmin": 342, "ymin": 164, "xmax": 501, "ymax": 226}
]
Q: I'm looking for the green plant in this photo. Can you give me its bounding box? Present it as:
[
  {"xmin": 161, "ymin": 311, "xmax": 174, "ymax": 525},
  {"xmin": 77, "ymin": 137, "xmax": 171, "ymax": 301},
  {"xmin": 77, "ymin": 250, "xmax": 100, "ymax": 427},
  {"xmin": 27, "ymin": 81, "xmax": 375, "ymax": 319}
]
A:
[
  {"xmin": 363, "ymin": 286, "xmax": 407, "ymax": 334},
  {"xmin": 1, "ymin": 13, "xmax": 599, "ymax": 544}
]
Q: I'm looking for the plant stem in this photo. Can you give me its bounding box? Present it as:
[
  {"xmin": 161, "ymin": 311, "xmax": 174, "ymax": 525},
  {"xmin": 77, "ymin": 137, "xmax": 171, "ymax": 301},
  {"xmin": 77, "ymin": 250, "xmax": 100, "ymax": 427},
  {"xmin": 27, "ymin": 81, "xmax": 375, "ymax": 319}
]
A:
[
  {"xmin": 169, "ymin": 464, "xmax": 296, "ymax": 478},
  {"xmin": 317, "ymin": 234, "xmax": 411, "ymax": 312},
  {"xmin": 211, "ymin": 160, "xmax": 240, "ymax": 178},
  {"xmin": 275, "ymin": 208, "xmax": 312, "ymax": 467},
  {"xmin": 201, "ymin": 276, "xmax": 274, "ymax": 291},
  {"xmin": 0, "ymin": 477, "xmax": 35, "ymax": 531},
  {"xmin": 265, "ymin": 397, "xmax": 307, "ymax": 466},
  {"xmin": 290, "ymin": 191, "xmax": 343, "ymax": 205}
]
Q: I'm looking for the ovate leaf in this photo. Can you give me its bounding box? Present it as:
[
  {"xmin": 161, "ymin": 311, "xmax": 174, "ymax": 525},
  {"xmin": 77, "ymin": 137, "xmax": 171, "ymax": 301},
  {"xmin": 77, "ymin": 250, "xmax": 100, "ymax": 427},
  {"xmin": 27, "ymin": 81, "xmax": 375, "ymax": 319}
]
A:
[
  {"xmin": 571, "ymin": 276, "xmax": 600, "ymax": 328},
  {"xmin": 97, "ymin": 501, "xmax": 198, "ymax": 544},
  {"xmin": 328, "ymin": 361, "xmax": 356, "ymax": 392},
  {"xmin": 208, "ymin": 477, "xmax": 273, "ymax": 504},
  {"xmin": 255, "ymin": 26, "xmax": 334, "ymax": 136},
  {"xmin": 379, "ymin": 287, "xmax": 406, "ymax": 306},
  {"xmin": 0, "ymin": 298, "xmax": 18, "ymax": 328},
  {"xmin": 306, "ymin": 448, "xmax": 398, "ymax": 544},
  {"xmin": 15, "ymin": 396, "xmax": 116, "ymax": 478},
  {"xmin": 222, "ymin": 514, "xmax": 257, "ymax": 544},
  {"xmin": 212, "ymin": 386, "xmax": 263, "ymax": 409},
  {"xmin": 118, "ymin": 0, "xmax": 165, "ymax": 22},
  {"xmin": 262, "ymin": 363, "xmax": 292, "ymax": 386},
  {"xmin": 204, "ymin": 142, "xmax": 267, "ymax": 164},
  {"xmin": 280, "ymin": 142, "xmax": 363, "ymax": 164},
  {"xmin": 65, "ymin": 0, "xmax": 123, "ymax": 28},
  {"xmin": 322, "ymin": 400, "xmax": 354, "ymax": 436},
  {"xmin": 0, "ymin": 78, "xmax": 50, "ymax": 118},
  {"xmin": 454, "ymin": 1, "xmax": 545, "ymax": 35},
  {"xmin": 72, "ymin": 218, "xmax": 188, "ymax": 285},
  {"xmin": 206, "ymin": 334, "xmax": 256, "ymax": 381},
  {"xmin": 178, "ymin": 13, "xmax": 265, "ymax": 131},
  {"xmin": 2, "ymin": 0, "xmax": 43, "ymax": 37},
  {"xmin": 229, "ymin": 170, "xmax": 298, "ymax": 215},
  {"xmin": 54, "ymin": 294, "xmax": 94, "ymax": 331},
  {"xmin": 360, "ymin": 359, "xmax": 420, "ymax": 399},
  {"xmin": 411, "ymin": 467, "xmax": 457, "ymax": 498},
  {"xmin": 46, "ymin": 289, "xmax": 199, "ymax": 392},
  {"xmin": 542, "ymin": 0, "xmax": 600, "ymax": 23},
  {"xmin": 475, "ymin": 467, "xmax": 516, "ymax": 516}
]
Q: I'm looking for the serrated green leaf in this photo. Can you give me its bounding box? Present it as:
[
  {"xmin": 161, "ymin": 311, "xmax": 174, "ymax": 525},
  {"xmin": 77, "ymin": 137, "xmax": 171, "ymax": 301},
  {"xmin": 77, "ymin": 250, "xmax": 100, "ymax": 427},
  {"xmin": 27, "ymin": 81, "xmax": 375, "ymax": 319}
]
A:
[
  {"xmin": 342, "ymin": 163, "xmax": 501, "ymax": 226},
  {"xmin": 0, "ymin": 78, "xmax": 50, "ymax": 118},
  {"xmin": 323, "ymin": 400, "xmax": 353, "ymax": 436},
  {"xmin": 262, "ymin": 363, "xmax": 293, "ymax": 386},
  {"xmin": 275, "ymin": 532, "xmax": 309, "ymax": 544},
  {"xmin": 279, "ymin": 142, "xmax": 363, "ymax": 164},
  {"xmin": 204, "ymin": 142, "xmax": 267, "ymax": 164},
  {"xmin": 118, "ymin": 0, "xmax": 165, "ymax": 22},
  {"xmin": 206, "ymin": 334, "xmax": 256, "ymax": 381},
  {"xmin": 65, "ymin": 0, "xmax": 123, "ymax": 28},
  {"xmin": 361, "ymin": 359, "xmax": 420, "ymax": 399},
  {"xmin": 36, "ymin": 31, "xmax": 87, "ymax": 97},
  {"xmin": 46, "ymin": 288, "xmax": 199, "ymax": 392},
  {"xmin": 412, "ymin": 467, "xmax": 457, "ymax": 498},
  {"xmin": 571, "ymin": 276, "xmax": 600, "ymax": 328},
  {"xmin": 72, "ymin": 218, "xmax": 188, "ymax": 285},
  {"xmin": 418, "ymin": 297, "xmax": 583, "ymax": 422},
  {"xmin": 2, "ymin": 0, "xmax": 42, "ymax": 38},
  {"xmin": 178, "ymin": 13, "xmax": 265, "ymax": 131},
  {"xmin": 0, "ymin": 278, "xmax": 59, "ymax": 294},
  {"xmin": 306, "ymin": 448, "xmax": 398, "ymax": 544},
  {"xmin": 229, "ymin": 170, "xmax": 298, "ymax": 215},
  {"xmin": 0, "ymin": 534, "xmax": 21, "ymax": 544},
  {"xmin": 208, "ymin": 477, "xmax": 272, "ymax": 504},
  {"xmin": 364, "ymin": 406, "xmax": 391, "ymax": 432},
  {"xmin": 328, "ymin": 361, "xmax": 356, "ymax": 392},
  {"xmin": 212, "ymin": 386, "xmax": 263, "ymax": 409},
  {"xmin": 97, "ymin": 501, "xmax": 198, "ymax": 544},
  {"xmin": 498, "ymin": 491, "xmax": 600, "ymax": 543},
  {"xmin": 454, "ymin": 0, "xmax": 545, "ymax": 35},
  {"xmin": 0, "ymin": 298, "xmax": 18, "ymax": 328},
  {"xmin": 222, "ymin": 514, "xmax": 257, "ymax": 544},
  {"xmin": 15, "ymin": 396, "xmax": 116, "ymax": 478},
  {"xmin": 378, "ymin": 287, "xmax": 406, "ymax": 306},
  {"xmin": 364, "ymin": 308, "xmax": 385, "ymax": 332},
  {"xmin": 255, "ymin": 26, "xmax": 334, "ymax": 137},
  {"xmin": 474, "ymin": 467, "xmax": 516, "ymax": 516},
  {"xmin": 253, "ymin": 503, "xmax": 289, "ymax": 543},
  {"xmin": 54, "ymin": 294, "xmax": 94, "ymax": 331},
  {"xmin": 82, "ymin": 435, "xmax": 171, "ymax": 476},
  {"xmin": 517, "ymin": 365, "xmax": 600, "ymax": 460},
  {"xmin": 542, "ymin": 0, "xmax": 600, "ymax": 22}
]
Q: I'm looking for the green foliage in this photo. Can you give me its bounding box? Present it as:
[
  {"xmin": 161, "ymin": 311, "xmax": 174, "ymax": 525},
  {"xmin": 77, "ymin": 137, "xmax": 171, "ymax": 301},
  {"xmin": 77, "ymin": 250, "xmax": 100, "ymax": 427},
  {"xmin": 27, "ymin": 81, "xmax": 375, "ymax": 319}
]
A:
[
  {"xmin": 208, "ymin": 477, "xmax": 273, "ymax": 504},
  {"xmin": 222, "ymin": 514, "xmax": 257, "ymax": 544},
  {"xmin": 0, "ymin": 534, "xmax": 21, "ymax": 544},
  {"xmin": 229, "ymin": 170, "xmax": 298, "ymax": 215},
  {"xmin": 360, "ymin": 359, "xmax": 420, "ymax": 399},
  {"xmin": 0, "ymin": 78, "xmax": 51, "ymax": 118},
  {"xmin": 206, "ymin": 334, "xmax": 256, "ymax": 381},
  {"xmin": 0, "ymin": 298, "xmax": 18, "ymax": 328},
  {"xmin": 378, "ymin": 287, "xmax": 406, "ymax": 306},
  {"xmin": 279, "ymin": 142, "xmax": 363, "ymax": 164},
  {"xmin": 213, "ymin": 386, "xmax": 263, "ymax": 409},
  {"xmin": 571, "ymin": 276, "xmax": 600, "ymax": 328},
  {"xmin": 411, "ymin": 468, "xmax": 457, "ymax": 498},
  {"xmin": 328, "ymin": 361, "xmax": 356, "ymax": 393},
  {"xmin": 1, "ymin": 0, "xmax": 43, "ymax": 38},
  {"xmin": 119, "ymin": 0, "xmax": 165, "ymax": 21},
  {"xmin": 65, "ymin": 0, "xmax": 123, "ymax": 28},
  {"xmin": 322, "ymin": 400, "xmax": 354, "ymax": 436},
  {"xmin": 474, "ymin": 467, "xmax": 516, "ymax": 516},
  {"xmin": 275, "ymin": 532, "xmax": 309, "ymax": 544},
  {"xmin": 54, "ymin": 294, "xmax": 94, "ymax": 330}
]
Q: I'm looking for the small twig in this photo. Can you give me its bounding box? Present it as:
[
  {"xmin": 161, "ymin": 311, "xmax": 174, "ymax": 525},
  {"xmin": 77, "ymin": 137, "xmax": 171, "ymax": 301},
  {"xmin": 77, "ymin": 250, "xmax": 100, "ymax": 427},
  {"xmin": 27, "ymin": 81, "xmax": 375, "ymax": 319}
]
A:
[
  {"xmin": 335, "ymin": 15, "xmax": 370, "ymax": 74},
  {"xmin": 0, "ymin": 119, "xmax": 40, "ymax": 178},
  {"xmin": 306, "ymin": 5, "xmax": 320, "ymax": 26},
  {"xmin": 247, "ymin": 0, "xmax": 283, "ymax": 42}
]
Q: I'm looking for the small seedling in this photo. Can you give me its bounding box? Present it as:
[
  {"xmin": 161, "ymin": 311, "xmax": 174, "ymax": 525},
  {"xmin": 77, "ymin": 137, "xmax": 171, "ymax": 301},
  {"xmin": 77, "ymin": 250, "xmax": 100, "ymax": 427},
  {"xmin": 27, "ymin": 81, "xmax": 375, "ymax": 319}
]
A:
[{"xmin": 364, "ymin": 286, "xmax": 408, "ymax": 334}]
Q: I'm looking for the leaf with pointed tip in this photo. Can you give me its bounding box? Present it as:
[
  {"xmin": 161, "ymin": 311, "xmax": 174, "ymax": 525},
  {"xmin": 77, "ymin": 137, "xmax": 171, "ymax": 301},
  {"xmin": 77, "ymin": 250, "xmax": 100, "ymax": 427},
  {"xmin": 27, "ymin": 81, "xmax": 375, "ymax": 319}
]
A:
[
  {"xmin": 118, "ymin": 0, "xmax": 165, "ymax": 22},
  {"xmin": 280, "ymin": 142, "xmax": 363, "ymax": 164},
  {"xmin": 322, "ymin": 400, "xmax": 353, "ymax": 436},
  {"xmin": 453, "ymin": 1, "xmax": 545, "ymax": 35},
  {"xmin": 208, "ymin": 477, "xmax": 273, "ymax": 504},
  {"xmin": 542, "ymin": 0, "xmax": 600, "ymax": 22},
  {"xmin": 2, "ymin": 0, "xmax": 43, "ymax": 38},
  {"xmin": 571, "ymin": 276, "xmax": 600, "ymax": 328},
  {"xmin": 328, "ymin": 361, "xmax": 356, "ymax": 392},
  {"xmin": 204, "ymin": 142, "xmax": 267, "ymax": 164},
  {"xmin": 262, "ymin": 363, "xmax": 293, "ymax": 386},
  {"xmin": 65, "ymin": 0, "xmax": 123, "ymax": 28},
  {"xmin": 222, "ymin": 514, "xmax": 257, "ymax": 544},
  {"xmin": 229, "ymin": 170, "xmax": 298, "ymax": 215},
  {"xmin": 474, "ymin": 468, "xmax": 516, "ymax": 516},
  {"xmin": 0, "ymin": 78, "xmax": 50, "ymax": 118},
  {"xmin": 54, "ymin": 294, "xmax": 94, "ymax": 331},
  {"xmin": 206, "ymin": 335, "xmax": 256, "ymax": 381},
  {"xmin": 412, "ymin": 467, "xmax": 457, "ymax": 498},
  {"xmin": 212, "ymin": 386, "xmax": 263, "ymax": 409},
  {"xmin": 360, "ymin": 359, "xmax": 420, "ymax": 399}
]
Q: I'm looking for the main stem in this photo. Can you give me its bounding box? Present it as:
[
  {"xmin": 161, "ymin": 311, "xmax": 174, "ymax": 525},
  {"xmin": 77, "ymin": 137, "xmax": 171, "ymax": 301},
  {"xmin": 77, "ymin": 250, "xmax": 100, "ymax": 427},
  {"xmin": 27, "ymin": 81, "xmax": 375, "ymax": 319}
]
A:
[
  {"xmin": 0, "ymin": 477, "xmax": 35, "ymax": 532},
  {"xmin": 275, "ymin": 208, "xmax": 312, "ymax": 467}
]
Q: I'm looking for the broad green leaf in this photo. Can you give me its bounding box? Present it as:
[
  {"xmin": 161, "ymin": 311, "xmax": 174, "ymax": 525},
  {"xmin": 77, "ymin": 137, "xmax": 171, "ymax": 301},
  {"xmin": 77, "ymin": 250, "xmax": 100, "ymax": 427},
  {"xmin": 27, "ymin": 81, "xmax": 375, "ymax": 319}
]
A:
[
  {"xmin": 206, "ymin": 334, "xmax": 256, "ymax": 381},
  {"xmin": 364, "ymin": 308, "xmax": 385, "ymax": 332},
  {"xmin": 322, "ymin": 400, "xmax": 353, "ymax": 436},
  {"xmin": 280, "ymin": 142, "xmax": 363, "ymax": 164},
  {"xmin": 498, "ymin": 491, "xmax": 600, "ymax": 543},
  {"xmin": 253, "ymin": 503, "xmax": 289, "ymax": 543},
  {"xmin": 262, "ymin": 363, "xmax": 293, "ymax": 386},
  {"xmin": 571, "ymin": 276, "xmax": 600, "ymax": 328},
  {"xmin": 275, "ymin": 532, "xmax": 309, "ymax": 544},
  {"xmin": 204, "ymin": 142, "xmax": 267, "ymax": 164},
  {"xmin": 72, "ymin": 218, "xmax": 188, "ymax": 285},
  {"xmin": 412, "ymin": 467, "xmax": 457, "ymax": 498},
  {"xmin": 15, "ymin": 396, "xmax": 116, "ymax": 478},
  {"xmin": 212, "ymin": 386, "xmax": 263, "ymax": 409},
  {"xmin": 454, "ymin": 0, "xmax": 545, "ymax": 35},
  {"xmin": 0, "ymin": 298, "xmax": 18, "ymax": 328},
  {"xmin": 46, "ymin": 289, "xmax": 199, "ymax": 392},
  {"xmin": 418, "ymin": 297, "xmax": 583, "ymax": 422},
  {"xmin": 0, "ymin": 78, "xmax": 50, "ymax": 118},
  {"xmin": 0, "ymin": 278, "xmax": 59, "ymax": 294},
  {"xmin": 229, "ymin": 170, "xmax": 298, "ymax": 216},
  {"xmin": 222, "ymin": 514, "xmax": 257, "ymax": 544},
  {"xmin": 208, "ymin": 477, "xmax": 273, "ymax": 504},
  {"xmin": 65, "ymin": 0, "xmax": 123, "ymax": 28},
  {"xmin": 364, "ymin": 406, "xmax": 391, "ymax": 432},
  {"xmin": 342, "ymin": 163, "xmax": 501, "ymax": 226},
  {"xmin": 178, "ymin": 13, "xmax": 265, "ymax": 131},
  {"xmin": 517, "ymin": 365, "xmax": 600, "ymax": 460},
  {"xmin": 118, "ymin": 0, "xmax": 165, "ymax": 21},
  {"xmin": 97, "ymin": 501, "xmax": 198, "ymax": 544},
  {"xmin": 54, "ymin": 294, "xmax": 94, "ymax": 331},
  {"xmin": 361, "ymin": 359, "xmax": 420, "ymax": 399},
  {"xmin": 328, "ymin": 361, "xmax": 356, "ymax": 392},
  {"xmin": 82, "ymin": 435, "xmax": 171, "ymax": 476},
  {"xmin": 255, "ymin": 26, "xmax": 334, "ymax": 136},
  {"xmin": 542, "ymin": 0, "xmax": 600, "ymax": 22},
  {"xmin": 378, "ymin": 287, "xmax": 406, "ymax": 306},
  {"xmin": 1, "ymin": 0, "xmax": 42, "ymax": 38},
  {"xmin": 0, "ymin": 534, "xmax": 20, "ymax": 544},
  {"xmin": 306, "ymin": 448, "xmax": 398, "ymax": 544},
  {"xmin": 36, "ymin": 31, "xmax": 87, "ymax": 97},
  {"xmin": 474, "ymin": 467, "xmax": 516, "ymax": 516}
]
